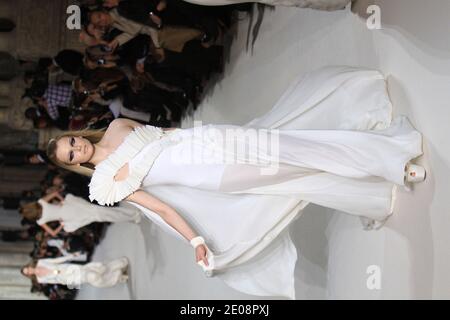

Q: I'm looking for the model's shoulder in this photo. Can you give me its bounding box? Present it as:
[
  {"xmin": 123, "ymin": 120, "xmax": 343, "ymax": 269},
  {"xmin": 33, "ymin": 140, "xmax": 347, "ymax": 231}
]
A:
[
  {"xmin": 108, "ymin": 118, "xmax": 130, "ymax": 130},
  {"xmin": 102, "ymin": 120, "xmax": 132, "ymax": 143},
  {"xmin": 108, "ymin": 118, "xmax": 147, "ymax": 131}
]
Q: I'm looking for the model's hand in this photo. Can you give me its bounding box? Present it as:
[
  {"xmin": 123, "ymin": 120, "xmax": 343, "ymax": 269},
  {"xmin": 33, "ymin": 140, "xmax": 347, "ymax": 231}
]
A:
[
  {"xmin": 195, "ymin": 244, "xmax": 209, "ymax": 267},
  {"xmin": 45, "ymin": 186, "xmax": 58, "ymax": 194}
]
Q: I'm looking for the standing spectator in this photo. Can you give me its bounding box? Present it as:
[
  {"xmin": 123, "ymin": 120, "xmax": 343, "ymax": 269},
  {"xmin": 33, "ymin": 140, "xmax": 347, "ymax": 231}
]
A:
[{"xmin": 37, "ymin": 84, "xmax": 73, "ymax": 122}]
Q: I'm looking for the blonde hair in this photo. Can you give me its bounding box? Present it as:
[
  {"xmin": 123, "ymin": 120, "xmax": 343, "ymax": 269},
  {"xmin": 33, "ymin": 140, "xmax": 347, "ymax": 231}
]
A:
[
  {"xmin": 47, "ymin": 129, "xmax": 105, "ymax": 177},
  {"xmin": 20, "ymin": 202, "xmax": 43, "ymax": 221},
  {"xmin": 21, "ymin": 260, "xmax": 39, "ymax": 286}
]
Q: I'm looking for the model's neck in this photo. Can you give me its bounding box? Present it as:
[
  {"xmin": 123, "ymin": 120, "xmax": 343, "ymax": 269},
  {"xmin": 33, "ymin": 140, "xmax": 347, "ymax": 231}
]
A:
[{"xmin": 87, "ymin": 143, "xmax": 108, "ymax": 166}]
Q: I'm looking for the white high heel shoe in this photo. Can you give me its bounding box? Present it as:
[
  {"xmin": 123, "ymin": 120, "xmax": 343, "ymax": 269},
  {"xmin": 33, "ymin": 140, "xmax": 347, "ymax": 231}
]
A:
[
  {"xmin": 404, "ymin": 163, "xmax": 426, "ymax": 183},
  {"xmin": 361, "ymin": 163, "xmax": 427, "ymax": 231}
]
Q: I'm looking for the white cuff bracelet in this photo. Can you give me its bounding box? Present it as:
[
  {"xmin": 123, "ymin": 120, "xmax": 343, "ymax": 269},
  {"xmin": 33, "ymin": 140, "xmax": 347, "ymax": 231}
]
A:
[{"xmin": 190, "ymin": 236, "xmax": 205, "ymax": 249}]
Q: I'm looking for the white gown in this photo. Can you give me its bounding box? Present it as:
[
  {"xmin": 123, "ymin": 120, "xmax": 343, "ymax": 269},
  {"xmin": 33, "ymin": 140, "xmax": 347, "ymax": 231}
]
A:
[
  {"xmin": 37, "ymin": 194, "xmax": 141, "ymax": 233},
  {"xmin": 183, "ymin": 0, "xmax": 352, "ymax": 11},
  {"xmin": 89, "ymin": 66, "xmax": 423, "ymax": 299},
  {"xmin": 36, "ymin": 255, "xmax": 129, "ymax": 289}
]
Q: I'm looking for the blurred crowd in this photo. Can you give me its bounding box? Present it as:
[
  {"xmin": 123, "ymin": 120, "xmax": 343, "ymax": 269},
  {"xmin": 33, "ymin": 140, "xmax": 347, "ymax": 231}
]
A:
[
  {"xmin": 22, "ymin": 0, "xmax": 252, "ymax": 132},
  {"xmin": 2, "ymin": 0, "xmax": 254, "ymax": 299},
  {"xmin": 1, "ymin": 151, "xmax": 108, "ymax": 300}
]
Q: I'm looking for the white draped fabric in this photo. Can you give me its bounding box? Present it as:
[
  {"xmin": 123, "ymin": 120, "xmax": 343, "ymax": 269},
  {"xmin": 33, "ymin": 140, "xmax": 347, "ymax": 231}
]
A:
[{"xmin": 90, "ymin": 66, "xmax": 423, "ymax": 299}]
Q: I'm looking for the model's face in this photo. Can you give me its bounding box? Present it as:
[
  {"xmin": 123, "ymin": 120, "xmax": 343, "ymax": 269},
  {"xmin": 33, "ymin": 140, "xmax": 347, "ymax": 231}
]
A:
[
  {"xmin": 23, "ymin": 267, "xmax": 35, "ymax": 276},
  {"xmin": 55, "ymin": 136, "xmax": 95, "ymax": 165},
  {"xmin": 90, "ymin": 12, "xmax": 111, "ymax": 29}
]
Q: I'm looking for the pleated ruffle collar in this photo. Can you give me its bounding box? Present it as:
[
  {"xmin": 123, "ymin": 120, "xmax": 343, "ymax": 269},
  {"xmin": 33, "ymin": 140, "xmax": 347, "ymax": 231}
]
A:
[{"xmin": 89, "ymin": 126, "xmax": 165, "ymax": 206}]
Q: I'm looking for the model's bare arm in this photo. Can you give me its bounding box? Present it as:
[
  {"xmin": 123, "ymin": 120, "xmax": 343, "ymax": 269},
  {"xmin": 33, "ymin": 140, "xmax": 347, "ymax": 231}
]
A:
[
  {"xmin": 41, "ymin": 223, "xmax": 63, "ymax": 238},
  {"xmin": 126, "ymin": 190, "xmax": 209, "ymax": 266},
  {"xmin": 41, "ymin": 190, "xmax": 60, "ymax": 203}
]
